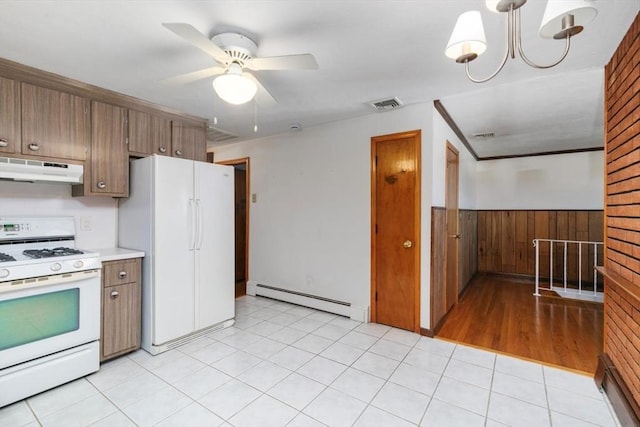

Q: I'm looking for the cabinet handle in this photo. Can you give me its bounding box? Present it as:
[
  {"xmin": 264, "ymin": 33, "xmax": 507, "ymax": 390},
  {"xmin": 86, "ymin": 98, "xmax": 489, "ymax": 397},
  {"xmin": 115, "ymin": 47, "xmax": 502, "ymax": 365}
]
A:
[
  {"xmin": 175, "ymin": 149, "xmax": 183, "ymax": 157},
  {"xmin": 28, "ymin": 143, "xmax": 40, "ymax": 151},
  {"xmin": 118, "ymin": 271, "xmax": 127, "ymax": 279},
  {"xmin": 97, "ymin": 181, "xmax": 106, "ymax": 189},
  {"xmin": 110, "ymin": 291, "xmax": 119, "ymax": 299},
  {"xmin": 0, "ymin": 139, "xmax": 8, "ymax": 147},
  {"xmin": 159, "ymin": 146, "xmax": 167, "ymax": 153}
]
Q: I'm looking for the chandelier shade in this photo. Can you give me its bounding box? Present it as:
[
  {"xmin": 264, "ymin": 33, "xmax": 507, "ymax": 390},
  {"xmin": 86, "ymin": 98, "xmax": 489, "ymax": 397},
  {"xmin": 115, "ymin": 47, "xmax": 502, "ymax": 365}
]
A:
[
  {"xmin": 212, "ymin": 63, "xmax": 258, "ymax": 105},
  {"xmin": 539, "ymin": 0, "xmax": 598, "ymax": 39},
  {"xmin": 445, "ymin": 11, "xmax": 487, "ymax": 62},
  {"xmin": 444, "ymin": 0, "xmax": 598, "ymax": 83}
]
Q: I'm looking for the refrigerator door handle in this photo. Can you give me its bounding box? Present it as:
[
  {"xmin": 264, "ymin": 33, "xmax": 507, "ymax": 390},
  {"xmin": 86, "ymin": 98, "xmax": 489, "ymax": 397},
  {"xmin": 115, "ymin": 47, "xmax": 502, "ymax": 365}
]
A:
[
  {"xmin": 195, "ymin": 199, "xmax": 203, "ymax": 250},
  {"xmin": 188, "ymin": 199, "xmax": 196, "ymax": 250}
]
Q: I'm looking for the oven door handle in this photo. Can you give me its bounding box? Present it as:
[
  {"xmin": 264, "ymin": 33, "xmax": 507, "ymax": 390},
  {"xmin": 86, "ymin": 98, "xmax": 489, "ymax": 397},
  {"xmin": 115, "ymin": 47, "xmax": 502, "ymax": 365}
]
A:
[{"xmin": 0, "ymin": 269, "xmax": 101, "ymax": 294}]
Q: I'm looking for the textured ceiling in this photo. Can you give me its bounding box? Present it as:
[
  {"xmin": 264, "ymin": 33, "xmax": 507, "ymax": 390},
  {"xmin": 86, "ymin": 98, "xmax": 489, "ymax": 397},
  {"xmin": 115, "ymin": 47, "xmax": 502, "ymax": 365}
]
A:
[{"xmin": 0, "ymin": 0, "xmax": 637, "ymax": 156}]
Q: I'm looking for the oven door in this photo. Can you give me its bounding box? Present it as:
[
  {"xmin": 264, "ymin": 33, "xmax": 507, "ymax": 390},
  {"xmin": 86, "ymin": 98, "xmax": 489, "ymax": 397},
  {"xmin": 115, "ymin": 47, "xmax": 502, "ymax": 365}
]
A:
[{"xmin": 0, "ymin": 269, "xmax": 100, "ymax": 370}]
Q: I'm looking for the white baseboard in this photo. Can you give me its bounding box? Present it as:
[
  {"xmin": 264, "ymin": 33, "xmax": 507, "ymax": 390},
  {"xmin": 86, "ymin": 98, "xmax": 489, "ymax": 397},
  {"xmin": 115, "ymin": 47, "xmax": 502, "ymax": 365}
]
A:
[{"xmin": 246, "ymin": 280, "xmax": 257, "ymax": 296}]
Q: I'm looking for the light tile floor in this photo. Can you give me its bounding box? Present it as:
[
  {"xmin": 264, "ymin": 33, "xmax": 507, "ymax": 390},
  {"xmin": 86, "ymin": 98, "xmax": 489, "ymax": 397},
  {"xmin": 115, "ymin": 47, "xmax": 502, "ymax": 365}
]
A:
[{"xmin": 1, "ymin": 295, "xmax": 621, "ymax": 427}]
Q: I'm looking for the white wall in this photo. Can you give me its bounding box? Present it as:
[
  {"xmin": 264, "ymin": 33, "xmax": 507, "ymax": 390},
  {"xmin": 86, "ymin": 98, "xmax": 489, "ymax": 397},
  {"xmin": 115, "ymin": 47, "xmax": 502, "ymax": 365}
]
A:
[
  {"xmin": 214, "ymin": 103, "xmax": 434, "ymax": 327},
  {"xmin": 0, "ymin": 181, "xmax": 118, "ymax": 249},
  {"xmin": 431, "ymin": 108, "xmax": 477, "ymax": 209},
  {"xmin": 475, "ymin": 151, "xmax": 604, "ymax": 209}
]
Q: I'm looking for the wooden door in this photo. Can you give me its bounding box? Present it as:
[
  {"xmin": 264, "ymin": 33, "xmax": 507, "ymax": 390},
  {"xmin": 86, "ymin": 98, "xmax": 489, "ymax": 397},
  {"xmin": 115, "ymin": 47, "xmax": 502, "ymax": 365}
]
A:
[
  {"xmin": 445, "ymin": 142, "xmax": 459, "ymax": 310},
  {"xmin": 371, "ymin": 130, "xmax": 421, "ymax": 332},
  {"xmin": 234, "ymin": 168, "xmax": 247, "ymax": 288},
  {"xmin": 0, "ymin": 76, "xmax": 20, "ymax": 154},
  {"xmin": 216, "ymin": 158, "xmax": 250, "ymax": 299},
  {"xmin": 21, "ymin": 83, "xmax": 89, "ymax": 160}
]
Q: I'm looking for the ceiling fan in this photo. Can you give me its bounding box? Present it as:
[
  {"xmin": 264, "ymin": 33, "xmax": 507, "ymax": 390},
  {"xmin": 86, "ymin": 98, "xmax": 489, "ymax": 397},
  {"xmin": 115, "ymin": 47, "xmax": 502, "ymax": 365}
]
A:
[{"xmin": 162, "ymin": 23, "xmax": 319, "ymax": 105}]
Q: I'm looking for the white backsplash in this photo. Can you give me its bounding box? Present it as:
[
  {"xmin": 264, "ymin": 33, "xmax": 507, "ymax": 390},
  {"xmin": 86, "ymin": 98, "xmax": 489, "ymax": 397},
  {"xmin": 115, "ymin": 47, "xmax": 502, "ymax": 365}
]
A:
[{"xmin": 0, "ymin": 181, "xmax": 118, "ymax": 249}]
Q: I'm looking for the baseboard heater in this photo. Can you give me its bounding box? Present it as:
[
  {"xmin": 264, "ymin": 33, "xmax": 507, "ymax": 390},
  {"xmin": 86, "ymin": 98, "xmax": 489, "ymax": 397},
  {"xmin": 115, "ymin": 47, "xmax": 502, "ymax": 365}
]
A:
[
  {"xmin": 254, "ymin": 283, "xmax": 352, "ymax": 318},
  {"xmin": 595, "ymin": 353, "xmax": 640, "ymax": 426}
]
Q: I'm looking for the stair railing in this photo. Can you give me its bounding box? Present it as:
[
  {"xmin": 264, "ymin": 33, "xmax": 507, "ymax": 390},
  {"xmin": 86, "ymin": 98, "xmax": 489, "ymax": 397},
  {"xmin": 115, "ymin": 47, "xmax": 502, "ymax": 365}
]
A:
[{"xmin": 533, "ymin": 238, "xmax": 604, "ymax": 298}]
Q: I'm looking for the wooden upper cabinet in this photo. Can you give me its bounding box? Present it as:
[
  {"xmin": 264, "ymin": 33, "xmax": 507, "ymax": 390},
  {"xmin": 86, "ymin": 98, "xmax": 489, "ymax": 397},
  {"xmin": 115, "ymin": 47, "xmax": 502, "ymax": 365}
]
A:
[
  {"xmin": 0, "ymin": 77, "xmax": 20, "ymax": 154},
  {"xmin": 21, "ymin": 83, "xmax": 89, "ymax": 160},
  {"xmin": 128, "ymin": 109, "xmax": 171, "ymax": 156},
  {"xmin": 171, "ymin": 121, "xmax": 206, "ymax": 161},
  {"xmin": 73, "ymin": 101, "xmax": 128, "ymax": 197}
]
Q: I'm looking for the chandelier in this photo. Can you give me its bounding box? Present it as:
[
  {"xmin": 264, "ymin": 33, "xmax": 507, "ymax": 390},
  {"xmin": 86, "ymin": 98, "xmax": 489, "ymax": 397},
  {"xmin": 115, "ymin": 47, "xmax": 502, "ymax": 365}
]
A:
[{"xmin": 445, "ymin": 0, "xmax": 598, "ymax": 83}]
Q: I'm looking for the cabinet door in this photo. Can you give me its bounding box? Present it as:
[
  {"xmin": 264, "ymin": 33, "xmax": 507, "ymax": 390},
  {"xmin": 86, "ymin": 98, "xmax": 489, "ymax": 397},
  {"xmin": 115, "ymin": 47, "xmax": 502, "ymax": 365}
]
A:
[
  {"xmin": 0, "ymin": 77, "xmax": 20, "ymax": 154},
  {"xmin": 89, "ymin": 101, "xmax": 128, "ymax": 196},
  {"xmin": 171, "ymin": 121, "xmax": 206, "ymax": 161},
  {"xmin": 129, "ymin": 109, "xmax": 171, "ymax": 156},
  {"xmin": 102, "ymin": 281, "xmax": 141, "ymax": 360},
  {"xmin": 21, "ymin": 83, "xmax": 89, "ymax": 160}
]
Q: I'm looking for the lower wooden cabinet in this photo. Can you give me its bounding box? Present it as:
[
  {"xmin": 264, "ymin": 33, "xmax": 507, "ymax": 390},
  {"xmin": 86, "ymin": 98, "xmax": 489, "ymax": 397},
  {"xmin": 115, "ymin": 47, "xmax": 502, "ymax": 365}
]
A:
[{"xmin": 101, "ymin": 258, "xmax": 141, "ymax": 362}]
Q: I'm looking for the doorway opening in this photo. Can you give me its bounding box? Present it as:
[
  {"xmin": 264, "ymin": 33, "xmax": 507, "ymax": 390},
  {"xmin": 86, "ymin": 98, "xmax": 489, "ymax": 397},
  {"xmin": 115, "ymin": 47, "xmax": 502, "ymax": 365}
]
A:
[
  {"xmin": 214, "ymin": 157, "xmax": 250, "ymax": 298},
  {"xmin": 445, "ymin": 142, "xmax": 460, "ymax": 312}
]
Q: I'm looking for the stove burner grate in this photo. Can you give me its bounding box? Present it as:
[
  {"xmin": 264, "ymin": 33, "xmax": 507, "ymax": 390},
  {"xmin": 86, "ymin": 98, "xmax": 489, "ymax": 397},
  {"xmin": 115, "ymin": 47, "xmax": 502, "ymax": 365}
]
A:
[
  {"xmin": 23, "ymin": 247, "xmax": 85, "ymax": 259},
  {"xmin": 0, "ymin": 252, "xmax": 16, "ymax": 262}
]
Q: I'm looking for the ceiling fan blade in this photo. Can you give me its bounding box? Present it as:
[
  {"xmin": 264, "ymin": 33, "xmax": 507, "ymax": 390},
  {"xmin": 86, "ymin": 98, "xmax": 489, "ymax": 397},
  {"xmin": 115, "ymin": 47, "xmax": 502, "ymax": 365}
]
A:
[
  {"xmin": 245, "ymin": 73, "xmax": 278, "ymax": 105},
  {"xmin": 245, "ymin": 54, "xmax": 318, "ymax": 71},
  {"xmin": 162, "ymin": 23, "xmax": 229, "ymax": 64},
  {"xmin": 162, "ymin": 66, "xmax": 226, "ymax": 85}
]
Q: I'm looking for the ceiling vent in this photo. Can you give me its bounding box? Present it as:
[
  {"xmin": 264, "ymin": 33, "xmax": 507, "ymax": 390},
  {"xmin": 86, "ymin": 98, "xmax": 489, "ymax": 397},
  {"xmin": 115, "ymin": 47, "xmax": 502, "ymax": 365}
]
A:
[
  {"xmin": 370, "ymin": 97, "xmax": 404, "ymax": 112},
  {"xmin": 206, "ymin": 125, "xmax": 239, "ymax": 144},
  {"xmin": 471, "ymin": 132, "xmax": 496, "ymax": 139}
]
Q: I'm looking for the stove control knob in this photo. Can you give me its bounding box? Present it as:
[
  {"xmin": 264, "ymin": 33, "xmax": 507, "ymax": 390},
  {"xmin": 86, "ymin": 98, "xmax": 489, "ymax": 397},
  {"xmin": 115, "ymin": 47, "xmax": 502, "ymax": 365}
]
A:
[
  {"xmin": 51, "ymin": 263, "xmax": 62, "ymax": 272},
  {"xmin": 73, "ymin": 260, "xmax": 84, "ymax": 269},
  {"xmin": 0, "ymin": 269, "xmax": 9, "ymax": 279}
]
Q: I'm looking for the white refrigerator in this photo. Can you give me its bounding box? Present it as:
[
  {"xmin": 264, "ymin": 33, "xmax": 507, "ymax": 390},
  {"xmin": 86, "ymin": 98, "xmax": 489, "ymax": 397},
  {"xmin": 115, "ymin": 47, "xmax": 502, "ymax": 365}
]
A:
[{"xmin": 118, "ymin": 155, "xmax": 235, "ymax": 354}]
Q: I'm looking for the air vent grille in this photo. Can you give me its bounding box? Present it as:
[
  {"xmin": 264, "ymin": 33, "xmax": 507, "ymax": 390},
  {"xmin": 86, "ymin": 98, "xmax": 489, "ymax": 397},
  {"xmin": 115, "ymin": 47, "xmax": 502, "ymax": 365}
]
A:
[
  {"xmin": 471, "ymin": 132, "xmax": 496, "ymax": 139},
  {"xmin": 207, "ymin": 126, "xmax": 239, "ymax": 144},
  {"xmin": 370, "ymin": 97, "xmax": 404, "ymax": 112}
]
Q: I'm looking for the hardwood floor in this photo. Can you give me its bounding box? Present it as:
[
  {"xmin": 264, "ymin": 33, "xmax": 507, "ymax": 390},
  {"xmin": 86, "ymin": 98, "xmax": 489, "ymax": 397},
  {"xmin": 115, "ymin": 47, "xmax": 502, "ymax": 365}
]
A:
[{"xmin": 436, "ymin": 274, "xmax": 603, "ymax": 374}]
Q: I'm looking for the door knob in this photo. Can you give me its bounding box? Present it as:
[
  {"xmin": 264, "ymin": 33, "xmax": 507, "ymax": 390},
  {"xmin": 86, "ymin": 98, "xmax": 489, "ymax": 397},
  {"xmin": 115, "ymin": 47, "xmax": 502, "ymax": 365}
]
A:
[
  {"xmin": 449, "ymin": 234, "xmax": 460, "ymax": 239},
  {"xmin": 403, "ymin": 240, "xmax": 413, "ymax": 248}
]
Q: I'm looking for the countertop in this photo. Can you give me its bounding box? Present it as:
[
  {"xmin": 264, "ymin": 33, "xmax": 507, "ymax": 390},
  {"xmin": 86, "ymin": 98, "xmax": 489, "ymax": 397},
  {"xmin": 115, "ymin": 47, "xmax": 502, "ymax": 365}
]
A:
[{"xmin": 91, "ymin": 247, "xmax": 145, "ymax": 262}]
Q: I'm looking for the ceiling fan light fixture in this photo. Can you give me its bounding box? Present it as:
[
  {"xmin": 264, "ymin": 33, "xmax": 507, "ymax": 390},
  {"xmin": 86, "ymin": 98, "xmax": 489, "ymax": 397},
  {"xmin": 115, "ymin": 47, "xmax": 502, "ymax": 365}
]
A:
[
  {"xmin": 445, "ymin": 10, "xmax": 487, "ymax": 63},
  {"xmin": 539, "ymin": 0, "xmax": 598, "ymax": 39},
  {"xmin": 212, "ymin": 65, "xmax": 257, "ymax": 105}
]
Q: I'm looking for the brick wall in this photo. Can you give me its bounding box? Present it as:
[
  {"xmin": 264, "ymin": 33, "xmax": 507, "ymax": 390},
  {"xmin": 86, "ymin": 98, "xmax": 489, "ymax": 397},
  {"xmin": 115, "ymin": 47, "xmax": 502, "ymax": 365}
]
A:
[{"xmin": 603, "ymin": 12, "xmax": 640, "ymax": 408}]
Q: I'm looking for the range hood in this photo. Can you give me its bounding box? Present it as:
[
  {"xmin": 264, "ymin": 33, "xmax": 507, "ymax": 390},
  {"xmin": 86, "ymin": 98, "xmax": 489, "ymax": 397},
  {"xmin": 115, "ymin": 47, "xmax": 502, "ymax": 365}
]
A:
[{"xmin": 0, "ymin": 156, "xmax": 83, "ymax": 184}]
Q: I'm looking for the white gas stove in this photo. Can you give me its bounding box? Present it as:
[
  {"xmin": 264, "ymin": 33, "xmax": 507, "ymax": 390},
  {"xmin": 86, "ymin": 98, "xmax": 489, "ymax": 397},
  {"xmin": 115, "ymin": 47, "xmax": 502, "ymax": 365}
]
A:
[
  {"xmin": 0, "ymin": 216, "xmax": 101, "ymax": 407},
  {"xmin": 0, "ymin": 217, "xmax": 100, "ymax": 283}
]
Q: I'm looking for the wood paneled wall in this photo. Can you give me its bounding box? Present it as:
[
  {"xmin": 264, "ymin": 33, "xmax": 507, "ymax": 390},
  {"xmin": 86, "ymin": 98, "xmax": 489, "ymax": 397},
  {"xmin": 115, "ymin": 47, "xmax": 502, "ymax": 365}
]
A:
[
  {"xmin": 459, "ymin": 210, "xmax": 477, "ymax": 294},
  {"xmin": 431, "ymin": 208, "xmax": 447, "ymax": 329},
  {"xmin": 599, "ymin": 13, "xmax": 640, "ymax": 419},
  {"xmin": 430, "ymin": 207, "xmax": 477, "ymax": 330},
  {"xmin": 477, "ymin": 210, "xmax": 604, "ymax": 282}
]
